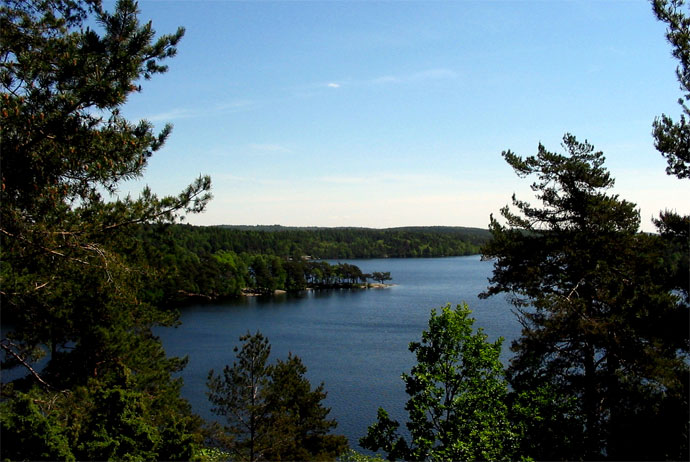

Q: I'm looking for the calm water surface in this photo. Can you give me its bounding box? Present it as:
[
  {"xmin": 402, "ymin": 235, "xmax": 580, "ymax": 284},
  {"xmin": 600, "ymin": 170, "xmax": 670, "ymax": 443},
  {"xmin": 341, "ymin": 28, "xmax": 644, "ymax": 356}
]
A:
[{"xmin": 157, "ymin": 256, "xmax": 520, "ymax": 450}]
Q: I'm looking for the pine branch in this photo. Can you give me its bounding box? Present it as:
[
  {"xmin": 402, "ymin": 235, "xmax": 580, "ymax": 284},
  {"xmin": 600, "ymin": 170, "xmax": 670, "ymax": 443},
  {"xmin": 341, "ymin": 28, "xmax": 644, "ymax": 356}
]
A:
[{"xmin": 0, "ymin": 339, "xmax": 57, "ymax": 391}]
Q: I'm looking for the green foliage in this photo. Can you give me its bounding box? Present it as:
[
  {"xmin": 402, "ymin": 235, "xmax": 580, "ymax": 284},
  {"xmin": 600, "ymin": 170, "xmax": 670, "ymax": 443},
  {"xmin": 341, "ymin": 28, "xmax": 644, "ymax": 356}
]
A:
[
  {"xmin": 1, "ymin": 0, "xmax": 210, "ymax": 459},
  {"xmin": 206, "ymin": 332, "xmax": 348, "ymax": 462},
  {"xmin": 0, "ymin": 376, "xmax": 199, "ymax": 462},
  {"xmin": 264, "ymin": 354, "xmax": 350, "ymax": 461},
  {"xmin": 654, "ymin": 211, "xmax": 689, "ymax": 302},
  {"xmin": 371, "ymin": 271, "xmax": 392, "ymax": 284},
  {"xmin": 194, "ymin": 446, "xmax": 233, "ymax": 462},
  {"xmin": 508, "ymin": 384, "xmax": 583, "ymax": 460},
  {"xmin": 360, "ymin": 304, "xmax": 518, "ymax": 461},
  {"xmin": 652, "ymin": 0, "xmax": 690, "ymax": 353},
  {"xmin": 206, "ymin": 332, "xmax": 273, "ymax": 462},
  {"xmin": 73, "ymin": 385, "xmax": 163, "ymax": 461},
  {"xmin": 653, "ymin": 0, "xmax": 690, "ymax": 179},
  {"xmin": 0, "ymin": 388, "xmax": 75, "ymax": 462},
  {"xmin": 114, "ymin": 224, "xmax": 488, "ymax": 303},
  {"xmin": 481, "ymin": 135, "xmax": 689, "ymax": 460},
  {"xmin": 141, "ymin": 224, "xmax": 487, "ymax": 259},
  {"xmin": 122, "ymin": 229, "xmax": 384, "ymax": 302},
  {"xmin": 337, "ymin": 449, "xmax": 386, "ymax": 462},
  {"xmin": 213, "ymin": 225, "xmax": 488, "ymax": 259}
]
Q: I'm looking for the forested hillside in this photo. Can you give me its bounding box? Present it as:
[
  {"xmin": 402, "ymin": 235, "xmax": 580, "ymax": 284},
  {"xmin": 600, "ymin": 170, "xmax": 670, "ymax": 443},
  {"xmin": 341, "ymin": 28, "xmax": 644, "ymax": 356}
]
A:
[
  {"xmin": 156, "ymin": 224, "xmax": 488, "ymax": 259},
  {"xmin": 124, "ymin": 224, "xmax": 488, "ymax": 303}
]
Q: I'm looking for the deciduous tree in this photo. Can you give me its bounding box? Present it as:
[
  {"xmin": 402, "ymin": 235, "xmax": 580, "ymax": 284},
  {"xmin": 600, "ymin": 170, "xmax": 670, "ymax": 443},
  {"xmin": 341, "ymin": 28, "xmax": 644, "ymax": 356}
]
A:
[{"xmin": 360, "ymin": 304, "xmax": 517, "ymax": 461}]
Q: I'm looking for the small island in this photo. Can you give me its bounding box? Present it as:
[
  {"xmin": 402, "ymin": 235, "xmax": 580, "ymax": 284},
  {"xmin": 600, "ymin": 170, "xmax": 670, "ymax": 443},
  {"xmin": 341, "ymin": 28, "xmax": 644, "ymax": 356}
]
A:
[{"xmin": 238, "ymin": 262, "xmax": 393, "ymax": 296}]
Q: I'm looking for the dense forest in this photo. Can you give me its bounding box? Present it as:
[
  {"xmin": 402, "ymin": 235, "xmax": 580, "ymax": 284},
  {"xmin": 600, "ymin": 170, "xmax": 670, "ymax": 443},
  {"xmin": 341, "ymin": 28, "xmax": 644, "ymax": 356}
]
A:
[
  {"xmin": 124, "ymin": 224, "xmax": 488, "ymax": 303},
  {"xmin": 1, "ymin": 1, "xmax": 688, "ymax": 461},
  {"xmin": 212, "ymin": 225, "xmax": 489, "ymax": 259},
  {"xmin": 136, "ymin": 224, "xmax": 487, "ymax": 262}
]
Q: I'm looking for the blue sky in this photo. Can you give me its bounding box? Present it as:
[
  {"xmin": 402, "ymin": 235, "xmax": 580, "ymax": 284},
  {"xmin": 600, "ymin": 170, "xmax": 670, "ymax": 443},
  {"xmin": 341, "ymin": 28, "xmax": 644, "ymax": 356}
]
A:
[{"xmin": 116, "ymin": 0, "xmax": 689, "ymax": 231}]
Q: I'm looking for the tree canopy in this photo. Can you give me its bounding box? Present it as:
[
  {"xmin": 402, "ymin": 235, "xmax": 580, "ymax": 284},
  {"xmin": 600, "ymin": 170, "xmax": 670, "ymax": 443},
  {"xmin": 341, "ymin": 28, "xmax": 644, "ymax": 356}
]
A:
[
  {"xmin": 206, "ymin": 332, "xmax": 348, "ymax": 462},
  {"xmin": 360, "ymin": 304, "xmax": 518, "ymax": 461},
  {"xmin": 1, "ymin": 0, "xmax": 211, "ymax": 459},
  {"xmin": 653, "ymin": 0, "xmax": 690, "ymax": 179},
  {"xmin": 481, "ymin": 134, "xmax": 689, "ymax": 460}
]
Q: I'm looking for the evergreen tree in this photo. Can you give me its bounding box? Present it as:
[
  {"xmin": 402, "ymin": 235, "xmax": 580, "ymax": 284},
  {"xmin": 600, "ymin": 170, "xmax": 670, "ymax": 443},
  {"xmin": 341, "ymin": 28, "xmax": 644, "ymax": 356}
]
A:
[
  {"xmin": 653, "ymin": 0, "xmax": 690, "ymax": 178},
  {"xmin": 360, "ymin": 304, "xmax": 518, "ymax": 461},
  {"xmin": 206, "ymin": 332, "xmax": 274, "ymax": 462},
  {"xmin": 264, "ymin": 354, "xmax": 348, "ymax": 461},
  {"xmin": 371, "ymin": 271, "xmax": 392, "ymax": 285},
  {"xmin": 1, "ymin": 0, "xmax": 210, "ymax": 458},
  {"xmin": 206, "ymin": 332, "xmax": 347, "ymax": 462},
  {"xmin": 481, "ymin": 135, "xmax": 689, "ymax": 460},
  {"xmin": 652, "ymin": 0, "xmax": 690, "ymax": 342}
]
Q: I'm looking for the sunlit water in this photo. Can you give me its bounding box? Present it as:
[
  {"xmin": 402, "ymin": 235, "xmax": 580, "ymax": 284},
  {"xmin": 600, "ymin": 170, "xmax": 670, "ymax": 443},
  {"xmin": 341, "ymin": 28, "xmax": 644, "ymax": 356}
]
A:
[{"xmin": 157, "ymin": 255, "xmax": 520, "ymax": 450}]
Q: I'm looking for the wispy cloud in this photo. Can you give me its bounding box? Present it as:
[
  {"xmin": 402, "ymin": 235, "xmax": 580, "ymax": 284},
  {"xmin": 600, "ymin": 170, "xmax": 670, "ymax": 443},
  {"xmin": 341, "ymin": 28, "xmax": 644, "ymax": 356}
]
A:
[
  {"xmin": 371, "ymin": 68, "xmax": 459, "ymax": 85},
  {"xmin": 314, "ymin": 68, "xmax": 458, "ymax": 92},
  {"xmin": 318, "ymin": 173, "xmax": 453, "ymax": 186},
  {"xmin": 213, "ymin": 173, "xmax": 249, "ymax": 182},
  {"xmin": 146, "ymin": 107, "xmax": 199, "ymax": 122},
  {"xmin": 318, "ymin": 175, "xmax": 371, "ymax": 185},
  {"xmin": 145, "ymin": 99, "xmax": 256, "ymax": 122},
  {"xmin": 213, "ymin": 174, "xmax": 292, "ymax": 187},
  {"xmin": 248, "ymin": 143, "xmax": 293, "ymax": 154},
  {"xmin": 371, "ymin": 75, "xmax": 399, "ymax": 85},
  {"xmin": 144, "ymin": 67, "xmax": 458, "ymax": 122}
]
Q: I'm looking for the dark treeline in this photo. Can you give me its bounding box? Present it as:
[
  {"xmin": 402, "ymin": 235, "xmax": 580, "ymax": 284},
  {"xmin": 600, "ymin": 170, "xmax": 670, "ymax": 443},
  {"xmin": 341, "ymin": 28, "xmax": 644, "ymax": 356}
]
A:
[
  {"xmin": 151, "ymin": 224, "xmax": 488, "ymax": 259},
  {"xmin": 123, "ymin": 224, "xmax": 486, "ymax": 303}
]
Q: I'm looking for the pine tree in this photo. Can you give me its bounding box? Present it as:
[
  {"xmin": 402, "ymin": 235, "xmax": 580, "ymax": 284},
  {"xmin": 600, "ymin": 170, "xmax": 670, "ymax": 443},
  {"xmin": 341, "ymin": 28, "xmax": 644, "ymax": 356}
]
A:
[
  {"xmin": 206, "ymin": 332, "xmax": 347, "ymax": 461},
  {"xmin": 481, "ymin": 134, "xmax": 689, "ymax": 459},
  {"xmin": 652, "ymin": 0, "xmax": 690, "ymax": 337},
  {"xmin": 653, "ymin": 0, "xmax": 690, "ymax": 178},
  {"xmin": 1, "ymin": 0, "xmax": 211, "ymax": 458}
]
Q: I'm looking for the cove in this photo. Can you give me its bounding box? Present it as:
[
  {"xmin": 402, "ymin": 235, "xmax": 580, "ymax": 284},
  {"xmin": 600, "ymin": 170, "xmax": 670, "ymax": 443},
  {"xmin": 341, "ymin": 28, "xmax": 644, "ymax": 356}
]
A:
[{"xmin": 156, "ymin": 255, "xmax": 521, "ymax": 450}]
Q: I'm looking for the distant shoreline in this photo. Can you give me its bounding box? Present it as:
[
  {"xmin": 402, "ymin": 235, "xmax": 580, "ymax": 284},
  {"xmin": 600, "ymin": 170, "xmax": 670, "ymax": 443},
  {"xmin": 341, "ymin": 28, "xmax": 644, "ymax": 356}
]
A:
[{"xmin": 241, "ymin": 283, "xmax": 395, "ymax": 297}]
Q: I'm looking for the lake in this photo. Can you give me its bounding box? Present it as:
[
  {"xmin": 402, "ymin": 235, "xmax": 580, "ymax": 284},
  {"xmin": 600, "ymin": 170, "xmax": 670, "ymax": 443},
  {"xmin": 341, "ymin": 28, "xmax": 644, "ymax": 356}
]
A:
[{"xmin": 156, "ymin": 255, "xmax": 521, "ymax": 451}]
